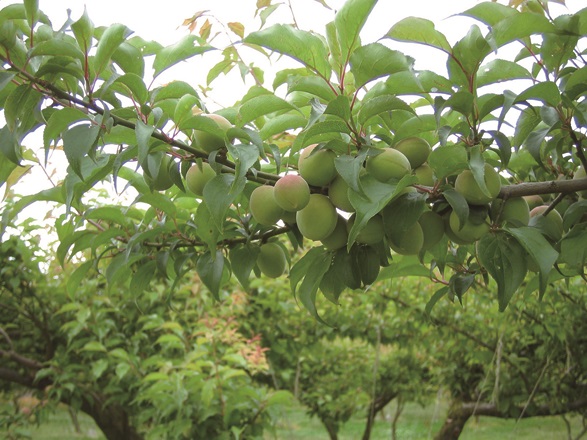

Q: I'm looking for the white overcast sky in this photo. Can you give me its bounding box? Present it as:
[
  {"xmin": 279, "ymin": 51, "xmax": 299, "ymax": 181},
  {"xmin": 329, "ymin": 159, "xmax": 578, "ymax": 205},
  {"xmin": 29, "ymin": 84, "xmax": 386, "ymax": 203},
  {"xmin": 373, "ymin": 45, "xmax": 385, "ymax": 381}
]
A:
[{"xmin": 12, "ymin": 0, "xmax": 583, "ymax": 109}]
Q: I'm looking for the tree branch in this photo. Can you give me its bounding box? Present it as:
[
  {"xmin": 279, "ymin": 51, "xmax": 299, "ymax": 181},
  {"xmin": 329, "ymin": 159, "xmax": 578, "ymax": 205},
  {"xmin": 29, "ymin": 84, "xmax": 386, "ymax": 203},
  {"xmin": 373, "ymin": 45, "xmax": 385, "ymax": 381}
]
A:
[{"xmin": 499, "ymin": 178, "xmax": 587, "ymax": 198}]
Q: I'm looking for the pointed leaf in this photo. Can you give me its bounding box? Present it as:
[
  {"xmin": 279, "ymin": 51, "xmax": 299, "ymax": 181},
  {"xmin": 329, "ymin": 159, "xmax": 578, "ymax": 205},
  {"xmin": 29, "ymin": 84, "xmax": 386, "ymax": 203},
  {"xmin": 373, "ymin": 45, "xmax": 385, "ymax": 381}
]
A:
[
  {"xmin": 153, "ymin": 35, "xmax": 214, "ymax": 77},
  {"xmin": 349, "ymin": 42, "xmax": 412, "ymax": 88},
  {"xmin": 334, "ymin": 0, "xmax": 377, "ymax": 63},
  {"xmin": 386, "ymin": 17, "xmax": 451, "ymax": 53}
]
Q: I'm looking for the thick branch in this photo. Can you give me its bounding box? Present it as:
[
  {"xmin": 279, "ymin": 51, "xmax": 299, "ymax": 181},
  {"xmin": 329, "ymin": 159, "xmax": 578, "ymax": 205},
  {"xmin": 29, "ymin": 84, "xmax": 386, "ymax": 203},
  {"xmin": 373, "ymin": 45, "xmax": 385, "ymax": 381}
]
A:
[
  {"xmin": 0, "ymin": 348, "xmax": 44, "ymax": 370},
  {"xmin": 499, "ymin": 179, "xmax": 587, "ymax": 198}
]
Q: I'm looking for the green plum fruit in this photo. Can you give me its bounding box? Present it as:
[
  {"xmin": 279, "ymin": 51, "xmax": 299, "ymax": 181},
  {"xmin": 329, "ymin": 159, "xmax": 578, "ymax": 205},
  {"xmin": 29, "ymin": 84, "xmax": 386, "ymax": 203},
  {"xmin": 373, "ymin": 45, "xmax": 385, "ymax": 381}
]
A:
[
  {"xmin": 529, "ymin": 205, "xmax": 563, "ymax": 241},
  {"xmin": 193, "ymin": 113, "xmax": 233, "ymax": 154},
  {"xmin": 186, "ymin": 162, "xmax": 216, "ymax": 196},
  {"xmin": 418, "ymin": 210, "xmax": 445, "ymax": 249},
  {"xmin": 490, "ymin": 197, "xmax": 530, "ymax": 226},
  {"xmin": 257, "ymin": 242, "xmax": 287, "ymax": 278},
  {"xmin": 388, "ymin": 223, "xmax": 424, "ymax": 255},
  {"xmin": 394, "ymin": 137, "xmax": 431, "ymax": 169},
  {"xmin": 448, "ymin": 209, "xmax": 490, "ymax": 244},
  {"xmin": 296, "ymin": 194, "xmax": 338, "ymax": 240},
  {"xmin": 366, "ymin": 148, "xmax": 411, "ymax": 182},
  {"xmin": 249, "ymin": 185, "xmax": 284, "ymax": 226},
  {"xmin": 273, "ymin": 174, "xmax": 310, "ymax": 211},
  {"xmin": 298, "ymin": 145, "xmax": 337, "ymax": 187},
  {"xmin": 414, "ymin": 163, "xmax": 436, "ymax": 187},
  {"xmin": 321, "ymin": 215, "xmax": 348, "ymax": 250},
  {"xmin": 454, "ymin": 164, "xmax": 501, "ymax": 205},
  {"xmin": 145, "ymin": 154, "xmax": 174, "ymax": 191},
  {"xmin": 280, "ymin": 210, "xmax": 297, "ymax": 224},
  {"xmin": 347, "ymin": 214, "xmax": 385, "ymax": 245},
  {"xmin": 524, "ymin": 195, "xmax": 545, "ymax": 210},
  {"xmin": 328, "ymin": 175, "xmax": 354, "ymax": 212}
]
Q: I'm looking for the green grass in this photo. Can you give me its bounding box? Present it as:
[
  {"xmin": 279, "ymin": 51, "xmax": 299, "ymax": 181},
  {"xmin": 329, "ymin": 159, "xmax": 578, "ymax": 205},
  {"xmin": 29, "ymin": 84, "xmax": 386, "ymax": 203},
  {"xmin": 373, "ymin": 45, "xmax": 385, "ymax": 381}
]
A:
[{"xmin": 2, "ymin": 399, "xmax": 584, "ymax": 439}]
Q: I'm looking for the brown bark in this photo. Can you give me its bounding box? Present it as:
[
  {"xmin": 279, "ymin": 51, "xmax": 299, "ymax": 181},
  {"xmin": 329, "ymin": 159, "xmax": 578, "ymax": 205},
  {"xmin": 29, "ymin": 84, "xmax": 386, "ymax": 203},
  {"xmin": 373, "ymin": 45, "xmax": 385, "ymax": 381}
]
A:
[
  {"xmin": 0, "ymin": 366, "xmax": 143, "ymax": 440},
  {"xmin": 361, "ymin": 392, "xmax": 397, "ymax": 440}
]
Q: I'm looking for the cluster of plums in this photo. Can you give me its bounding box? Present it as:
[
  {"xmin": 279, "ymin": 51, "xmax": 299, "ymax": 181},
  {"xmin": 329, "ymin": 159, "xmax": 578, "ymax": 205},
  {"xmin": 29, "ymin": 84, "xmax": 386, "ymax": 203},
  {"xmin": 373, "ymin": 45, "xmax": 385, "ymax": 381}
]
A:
[{"xmin": 150, "ymin": 112, "xmax": 567, "ymax": 286}]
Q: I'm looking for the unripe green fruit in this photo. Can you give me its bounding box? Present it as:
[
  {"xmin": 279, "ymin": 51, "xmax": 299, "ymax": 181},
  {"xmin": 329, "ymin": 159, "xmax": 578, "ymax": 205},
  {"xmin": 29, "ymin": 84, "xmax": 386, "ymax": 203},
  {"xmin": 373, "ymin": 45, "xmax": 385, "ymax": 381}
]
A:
[
  {"xmin": 414, "ymin": 163, "xmax": 436, "ymax": 187},
  {"xmin": 186, "ymin": 162, "xmax": 216, "ymax": 196},
  {"xmin": 394, "ymin": 137, "xmax": 431, "ymax": 169},
  {"xmin": 273, "ymin": 174, "xmax": 310, "ymax": 211},
  {"xmin": 358, "ymin": 245, "xmax": 380, "ymax": 286},
  {"xmin": 490, "ymin": 197, "xmax": 530, "ymax": 226},
  {"xmin": 298, "ymin": 145, "xmax": 337, "ymax": 187},
  {"xmin": 250, "ymin": 186, "xmax": 284, "ymax": 226},
  {"xmin": 280, "ymin": 210, "xmax": 297, "ymax": 224},
  {"xmin": 418, "ymin": 211, "xmax": 445, "ymax": 250},
  {"xmin": 573, "ymin": 166, "xmax": 587, "ymax": 198},
  {"xmin": 321, "ymin": 215, "xmax": 348, "ymax": 250},
  {"xmin": 524, "ymin": 195, "xmax": 545, "ymax": 210},
  {"xmin": 529, "ymin": 205, "xmax": 563, "ymax": 241},
  {"xmin": 448, "ymin": 210, "xmax": 490, "ymax": 244},
  {"xmin": 388, "ymin": 223, "xmax": 424, "ymax": 255},
  {"xmin": 193, "ymin": 113, "xmax": 233, "ymax": 154},
  {"xmin": 257, "ymin": 242, "xmax": 287, "ymax": 278},
  {"xmin": 328, "ymin": 175, "xmax": 354, "ymax": 212},
  {"xmin": 296, "ymin": 194, "xmax": 337, "ymax": 240},
  {"xmin": 347, "ymin": 214, "xmax": 385, "ymax": 245},
  {"xmin": 454, "ymin": 164, "xmax": 501, "ymax": 205},
  {"xmin": 145, "ymin": 155, "xmax": 174, "ymax": 191},
  {"xmin": 366, "ymin": 148, "xmax": 411, "ymax": 182}
]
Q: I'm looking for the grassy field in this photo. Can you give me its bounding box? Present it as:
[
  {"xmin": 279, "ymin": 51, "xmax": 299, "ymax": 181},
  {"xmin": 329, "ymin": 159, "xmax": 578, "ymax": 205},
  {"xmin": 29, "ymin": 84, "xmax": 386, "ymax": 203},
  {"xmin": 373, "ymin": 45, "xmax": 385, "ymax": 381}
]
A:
[{"xmin": 1, "ymin": 399, "xmax": 584, "ymax": 439}]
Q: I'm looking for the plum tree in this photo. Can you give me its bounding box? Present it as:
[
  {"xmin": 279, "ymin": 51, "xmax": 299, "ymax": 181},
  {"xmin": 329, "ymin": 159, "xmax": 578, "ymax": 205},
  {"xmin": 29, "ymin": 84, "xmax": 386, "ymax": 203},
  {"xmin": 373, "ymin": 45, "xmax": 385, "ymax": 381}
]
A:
[
  {"xmin": 298, "ymin": 145, "xmax": 337, "ymax": 187},
  {"xmin": 257, "ymin": 242, "xmax": 287, "ymax": 278},
  {"xmin": 186, "ymin": 162, "xmax": 216, "ymax": 196},
  {"xmin": 365, "ymin": 148, "xmax": 411, "ymax": 182},
  {"xmin": 296, "ymin": 194, "xmax": 338, "ymax": 240},
  {"xmin": 394, "ymin": 137, "xmax": 431, "ymax": 169},
  {"xmin": 273, "ymin": 174, "xmax": 310, "ymax": 211},
  {"xmin": 193, "ymin": 113, "xmax": 233, "ymax": 153},
  {"xmin": 249, "ymin": 186, "xmax": 284, "ymax": 226},
  {"xmin": 455, "ymin": 164, "xmax": 501, "ymax": 205}
]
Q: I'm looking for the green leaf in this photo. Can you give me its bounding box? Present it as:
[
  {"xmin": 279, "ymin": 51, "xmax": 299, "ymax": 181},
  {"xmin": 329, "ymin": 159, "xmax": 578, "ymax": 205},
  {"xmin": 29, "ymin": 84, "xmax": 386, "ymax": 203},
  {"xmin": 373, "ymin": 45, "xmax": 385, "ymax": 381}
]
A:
[
  {"xmin": 130, "ymin": 260, "xmax": 156, "ymax": 294},
  {"xmin": 334, "ymin": 0, "xmax": 377, "ymax": 63},
  {"xmin": 358, "ymin": 95, "xmax": 414, "ymax": 125},
  {"xmin": 443, "ymin": 188, "xmax": 469, "ymax": 228},
  {"xmin": 451, "ymin": 25, "xmax": 491, "ymax": 77},
  {"xmin": 62, "ymin": 124, "xmax": 101, "ymax": 179},
  {"xmin": 29, "ymin": 39, "xmax": 85, "ymax": 61},
  {"xmin": 244, "ymin": 24, "xmax": 331, "ymax": 78},
  {"xmin": 112, "ymin": 73, "xmax": 148, "ymax": 104},
  {"xmin": 24, "ymin": 0, "xmax": 38, "ymax": 29},
  {"xmin": 350, "ymin": 43, "xmax": 412, "ymax": 88},
  {"xmin": 203, "ymin": 174, "xmax": 244, "ymax": 233},
  {"xmin": 71, "ymin": 6, "xmax": 94, "ymax": 52},
  {"xmin": 94, "ymin": 24, "xmax": 132, "ymax": 77},
  {"xmin": 460, "ymin": 2, "xmax": 517, "ymax": 27},
  {"xmin": 428, "ymin": 144, "xmax": 468, "ymax": 180},
  {"xmin": 82, "ymin": 341, "xmax": 107, "ymax": 352},
  {"xmin": 513, "ymin": 107, "xmax": 541, "ymax": 148},
  {"xmin": 196, "ymin": 250, "xmax": 226, "ymax": 299},
  {"xmin": 153, "ymin": 35, "xmax": 214, "ymax": 78},
  {"xmin": 293, "ymin": 120, "xmax": 350, "ymax": 151},
  {"xmin": 386, "ymin": 17, "xmax": 451, "ymax": 53},
  {"xmin": 469, "ymin": 147, "xmax": 492, "ymax": 198},
  {"xmin": 290, "ymin": 247, "xmax": 332, "ymax": 325},
  {"xmin": 237, "ymin": 93, "xmax": 296, "ymax": 126},
  {"xmin": 516, "ymin": 81, "xmax": 562, "ymax": 108},
  {"xmin": 259, "ymin": 114, "xmax": 306, "ymax": 140},
  {"xmin": 135, "ymin": 119, "xmax": 155, "ymax": 166},
  {"xmin": 0, "ymin": 126, "xmax": 21, "ymax": 165},
  {"xmin": 477, "ymin": 232, "xmax": 528, "ymax": 311},
  {"xmin": 506, "ymin": 226, "xmax": 559, "ymax": 297},
  {"xmin": 425, "ymin": 286, "xmax": 449, "ymax": 317},
  {"xmin": 229, "ymin": 244, "xmax": 259, "ymax": 291},
  {"xmin": 324, "ymin": 95, "xmax": 351, "ymax": 121},
  {"xmin": 489, "ymin": 13, "xmax": 556, "ymax": 48},
  {"xmin": 287, "ymin": 76, "xmax": 337, "ymax": 102},
  {"xmin": 477, "ymin": 59, "xmax": 533, "ymax": 88}
]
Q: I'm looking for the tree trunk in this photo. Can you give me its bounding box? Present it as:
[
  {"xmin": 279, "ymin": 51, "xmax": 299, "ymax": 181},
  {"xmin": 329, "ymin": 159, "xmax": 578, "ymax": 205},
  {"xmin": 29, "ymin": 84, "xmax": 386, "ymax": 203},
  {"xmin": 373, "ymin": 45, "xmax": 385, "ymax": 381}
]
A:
[
  {"xmin": 361, "ymin": 392, "xmax": 397, "ymax": 440},
  {"xmin": 434, "ymin": 402, "xmax": 473, "ymax": 440},
  {"xmin": 323, "ymin": 419, "xmax": 338, "ymax": 440}
]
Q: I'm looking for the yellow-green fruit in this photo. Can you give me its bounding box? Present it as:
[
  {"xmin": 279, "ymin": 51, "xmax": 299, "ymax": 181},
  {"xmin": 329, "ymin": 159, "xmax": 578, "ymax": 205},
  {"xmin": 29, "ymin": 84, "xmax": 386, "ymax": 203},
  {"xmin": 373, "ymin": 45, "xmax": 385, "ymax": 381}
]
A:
[
  {"xmin": 257, "ymin": 242, "xmax": 287, "ymax": 278},
  {"xmin": 394, "ymin": 137, "xmax": 432, "ymax": 169},
  {"xmin": 524, "ymin": 195, "xmax": 545, "ymax": 210},
  {"xmin": 414, "ymin": 163, "xmax": 436, "ymax": 187},
  {"xmin": 298, "ymin": 145, "xmax": 337, "ymax": 187},
  {"xmin": 273, "ymin": 174, "xmax": 310, "ymax": 212},
  {"xmin": 145, "ymin": 155, "xmax": 174, "ymax": 191},
  {"xmin": 321, "ymin": 215, "xmax": 348, "ymax": 250},
  {"xmin": 296, "ymin": 194, "xmax": 337, "ymax": 240},
  {"xmin": 347, "ymin": 214, "xmax": 385, "ymax": 245},
  {"xmin": 366, "ymin": 148, "xmax": 411, "ymax": 182},
  {"xmin": 454, "ymin": 164, "xmax": 501, "ymax": 205},
  {"xmin": 186, "ymin": 163, "xmax": 216, "ymax": 196},
  {"xmin": 448, "ymin": 210, "xmax": 490, "ymax": 244},
  {"xmin": 280, "ymin": 210, "xmax": 297, "ymax": 224},
  {"xmin": 194, "ymin": 113, "xmax": 233, "ymax": 154},
  {"xmin": 573, "ymin": 166, "xmax": 587, "ymax": 198},
  {"xmin": 418, "ymin": 211, "xmax": 445, "ymax": 249},
  {"xmin": 328, "ymin": 175, "xmax": 354, "ymax": 212},
  {"xmin": 490, "ymin": 197, "xmax": 530, "ymax": 226},
  {"xmin": 388, "ymin": 223, "xmax": 424, "ymax": 255},
  {"xmin": 529, "ymin": 205, "xmax": 563, "ymax": 241},
  {"xmin": 249, "ymin": 186, "xmax": 284, "ymax": 226}
]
